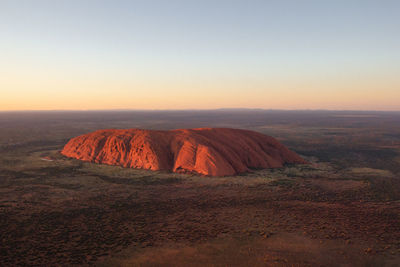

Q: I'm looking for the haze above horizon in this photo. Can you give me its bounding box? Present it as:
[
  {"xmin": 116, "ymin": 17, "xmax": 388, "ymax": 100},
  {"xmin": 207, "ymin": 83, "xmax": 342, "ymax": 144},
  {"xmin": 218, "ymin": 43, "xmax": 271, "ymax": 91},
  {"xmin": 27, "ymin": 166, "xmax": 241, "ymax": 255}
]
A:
[{"xmin": 1, "ymin": 0, "xmax": 399, "ymax": 111}]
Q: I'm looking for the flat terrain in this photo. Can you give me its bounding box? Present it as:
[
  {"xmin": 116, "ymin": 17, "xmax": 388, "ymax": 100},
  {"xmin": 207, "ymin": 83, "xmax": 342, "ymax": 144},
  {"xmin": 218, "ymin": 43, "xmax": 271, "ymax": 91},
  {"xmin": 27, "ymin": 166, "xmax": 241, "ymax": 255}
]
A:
[{"xmin": 0, "ymin": 110, "xmax": 399, "ymax": 266}]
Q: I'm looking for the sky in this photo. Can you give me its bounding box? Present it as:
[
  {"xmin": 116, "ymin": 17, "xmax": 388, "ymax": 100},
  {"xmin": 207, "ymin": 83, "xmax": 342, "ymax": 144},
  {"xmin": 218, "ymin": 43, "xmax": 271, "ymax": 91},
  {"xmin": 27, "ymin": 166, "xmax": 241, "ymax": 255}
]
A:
[{"xmin": 1, "ymin": 0, "xmax": 399, "ymax": 111}]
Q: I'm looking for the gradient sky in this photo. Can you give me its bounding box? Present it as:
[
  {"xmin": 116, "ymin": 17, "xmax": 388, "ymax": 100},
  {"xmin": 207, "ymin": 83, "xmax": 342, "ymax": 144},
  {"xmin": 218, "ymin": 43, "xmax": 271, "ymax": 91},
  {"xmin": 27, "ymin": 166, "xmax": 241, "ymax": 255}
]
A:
[{"xmin": 1, "ymin": 0, "xmax": 399, "ymax": 111}]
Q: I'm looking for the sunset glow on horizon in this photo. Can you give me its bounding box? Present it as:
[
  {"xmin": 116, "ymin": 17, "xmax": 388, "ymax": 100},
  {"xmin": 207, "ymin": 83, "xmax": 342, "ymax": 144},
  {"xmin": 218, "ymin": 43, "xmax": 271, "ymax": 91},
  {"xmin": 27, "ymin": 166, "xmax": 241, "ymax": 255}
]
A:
[{"xmin": 1, "ymin": 0, "xmax": 399, "ymax": 111}]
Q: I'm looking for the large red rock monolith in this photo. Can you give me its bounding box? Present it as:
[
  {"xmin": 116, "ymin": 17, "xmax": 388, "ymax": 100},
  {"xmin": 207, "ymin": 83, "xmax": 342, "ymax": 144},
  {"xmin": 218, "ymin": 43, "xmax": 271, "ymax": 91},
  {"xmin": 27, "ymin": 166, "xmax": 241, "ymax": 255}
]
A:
[{"xmin": 61, "ymin": 128, "xmax": 307, "ymax": 176}]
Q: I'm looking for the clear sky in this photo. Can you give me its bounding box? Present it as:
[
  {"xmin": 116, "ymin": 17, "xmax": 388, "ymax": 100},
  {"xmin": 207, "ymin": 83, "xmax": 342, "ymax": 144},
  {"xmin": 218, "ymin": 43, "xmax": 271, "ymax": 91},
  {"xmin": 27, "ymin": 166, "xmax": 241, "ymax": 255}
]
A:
[{"xmin": 1, "ymin": 0, "xmax": 399, "ymax": 111}]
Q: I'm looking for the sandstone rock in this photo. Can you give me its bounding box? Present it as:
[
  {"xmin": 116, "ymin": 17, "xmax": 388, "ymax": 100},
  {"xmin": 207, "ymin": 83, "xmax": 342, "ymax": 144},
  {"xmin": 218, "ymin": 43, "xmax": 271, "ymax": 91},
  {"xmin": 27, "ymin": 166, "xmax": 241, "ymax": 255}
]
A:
[{"xmin": 61, "ymin": 128, "xmax": 307, "ymax": 176}]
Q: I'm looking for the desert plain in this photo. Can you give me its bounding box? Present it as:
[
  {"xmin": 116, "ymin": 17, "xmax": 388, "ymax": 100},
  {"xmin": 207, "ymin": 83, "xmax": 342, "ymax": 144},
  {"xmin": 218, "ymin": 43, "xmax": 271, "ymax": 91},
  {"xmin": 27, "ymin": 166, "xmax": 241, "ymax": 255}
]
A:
[{"xmin": 0, "ymin": 110, "xmax": 399, "ymax": 266}]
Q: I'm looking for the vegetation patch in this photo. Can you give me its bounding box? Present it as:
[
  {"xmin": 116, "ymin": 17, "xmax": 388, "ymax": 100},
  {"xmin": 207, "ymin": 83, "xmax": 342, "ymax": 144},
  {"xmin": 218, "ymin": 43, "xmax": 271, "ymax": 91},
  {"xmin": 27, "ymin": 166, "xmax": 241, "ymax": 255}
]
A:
[
  {"xmin": 347, "ymin": 167, "xmax": 394, "ymax": 177},
  {"xmin": 269, "ymin": 178, "xmax": 297, "ymax": 188}
]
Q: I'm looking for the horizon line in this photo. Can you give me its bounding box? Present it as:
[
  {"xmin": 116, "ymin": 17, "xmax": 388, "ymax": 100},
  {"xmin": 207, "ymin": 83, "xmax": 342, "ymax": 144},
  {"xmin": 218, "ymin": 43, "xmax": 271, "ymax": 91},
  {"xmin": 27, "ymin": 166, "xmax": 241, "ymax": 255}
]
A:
[{"xmin": 1, "ymin": 108, "xmax": 400, "ymax": 113}]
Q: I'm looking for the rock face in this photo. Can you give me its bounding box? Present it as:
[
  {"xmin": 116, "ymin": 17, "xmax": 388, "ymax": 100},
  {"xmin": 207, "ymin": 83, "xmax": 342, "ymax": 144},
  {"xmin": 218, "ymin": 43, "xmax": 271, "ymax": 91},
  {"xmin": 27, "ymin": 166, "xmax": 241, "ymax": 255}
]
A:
[{"xmin": 61, "ymin": 128, "xmax": 307, "ymax": 176}]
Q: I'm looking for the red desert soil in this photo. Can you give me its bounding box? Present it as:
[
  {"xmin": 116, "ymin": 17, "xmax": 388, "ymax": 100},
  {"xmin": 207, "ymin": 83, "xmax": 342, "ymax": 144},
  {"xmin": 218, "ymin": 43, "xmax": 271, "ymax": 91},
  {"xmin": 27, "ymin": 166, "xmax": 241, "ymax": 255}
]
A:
[{"xmin": 61, "ymin": 128, "xmax": 307, "ymax": 176}]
